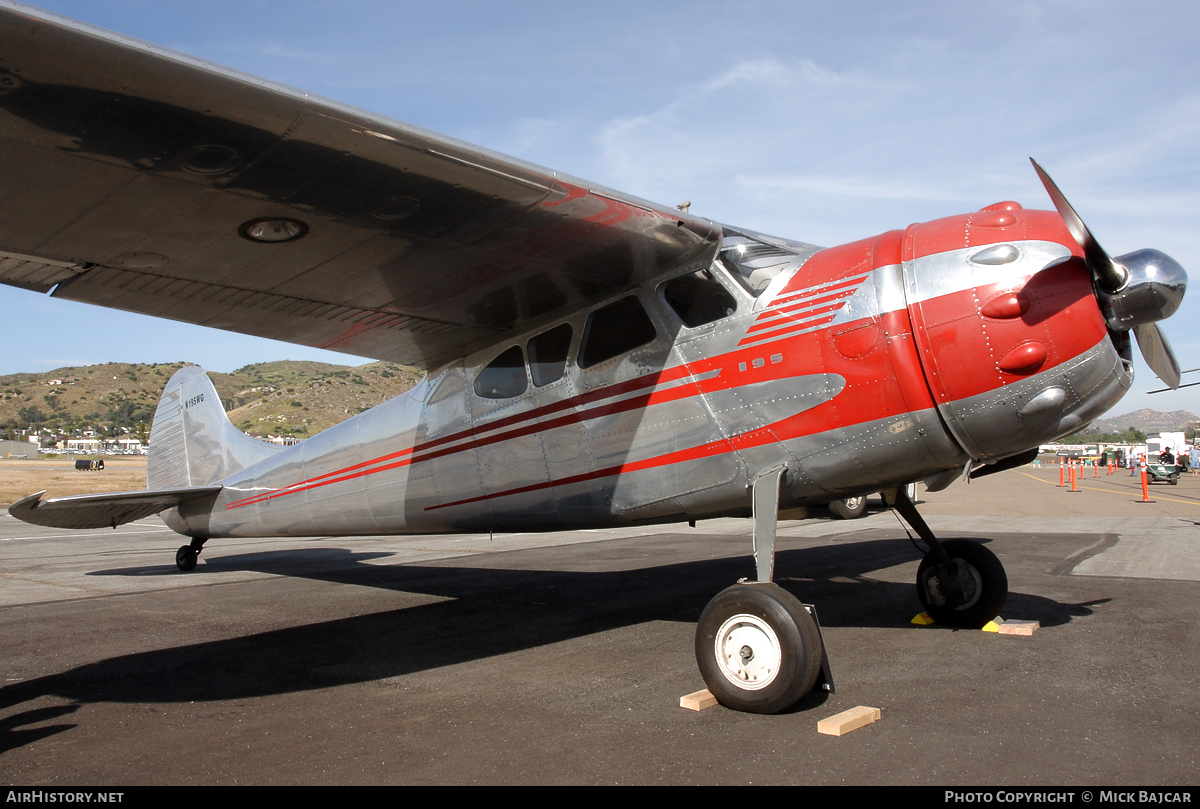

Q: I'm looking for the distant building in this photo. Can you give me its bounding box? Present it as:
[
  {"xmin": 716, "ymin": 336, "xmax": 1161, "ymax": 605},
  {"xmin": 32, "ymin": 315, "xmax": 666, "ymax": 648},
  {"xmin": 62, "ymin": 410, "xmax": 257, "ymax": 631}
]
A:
[
  {"xmin": 62, "ymin": 437, "xmax": 144, "ymax": 454},
  {"xmin": 0, "ymin": 439, "xmax": 37, "ymax": 458},
  {"xmin": 64, "ymin": 438, "xmax": 102, "ymax": 454},
  {"xmin": 110, "ymin": 438, "xmax": 143, "ymax": 454}
]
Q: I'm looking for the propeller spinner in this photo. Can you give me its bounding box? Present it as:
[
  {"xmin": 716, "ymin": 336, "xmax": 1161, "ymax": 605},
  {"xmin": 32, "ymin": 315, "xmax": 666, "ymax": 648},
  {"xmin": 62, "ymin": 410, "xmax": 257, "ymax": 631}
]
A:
[{"xmin": 1031, "ymin": 159, "xmax": 1187, "ymax": 389}]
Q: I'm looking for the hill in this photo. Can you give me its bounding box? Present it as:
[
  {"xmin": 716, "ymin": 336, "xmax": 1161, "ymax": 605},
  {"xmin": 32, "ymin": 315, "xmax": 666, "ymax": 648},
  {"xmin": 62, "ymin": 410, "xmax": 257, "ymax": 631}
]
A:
[
  {"xmin": 1086, "ymin": 409, "xmax": 1199, "ymax": 435},
  {"xmin": 0, "ymin": 360, "xmax": 422, "ymax": 439}
]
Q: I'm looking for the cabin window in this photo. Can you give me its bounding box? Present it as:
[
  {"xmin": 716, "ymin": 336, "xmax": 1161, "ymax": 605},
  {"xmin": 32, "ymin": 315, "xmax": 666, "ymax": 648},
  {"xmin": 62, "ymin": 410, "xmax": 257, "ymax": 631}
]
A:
[
  {"xmin": 579, "ymin": 296, "xmax": 657, "ymax": 368},
  {"xmin": 474, "ymin": 345, "xmax": 528, "ymax": 399},
  {"xmin": 528, "ymin": 323, "xmax": 573, "ymax": 387},
  {"xmin": 660, "ymin": 269, "xmax": 737, "ymax": 327}
]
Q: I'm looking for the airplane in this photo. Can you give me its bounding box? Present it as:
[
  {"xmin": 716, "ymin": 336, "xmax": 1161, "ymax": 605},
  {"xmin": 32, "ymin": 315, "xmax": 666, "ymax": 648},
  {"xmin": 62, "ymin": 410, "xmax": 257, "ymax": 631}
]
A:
[{"xmin": 0, "ymin": 2, "xmax": 1188, "ymax": 714}]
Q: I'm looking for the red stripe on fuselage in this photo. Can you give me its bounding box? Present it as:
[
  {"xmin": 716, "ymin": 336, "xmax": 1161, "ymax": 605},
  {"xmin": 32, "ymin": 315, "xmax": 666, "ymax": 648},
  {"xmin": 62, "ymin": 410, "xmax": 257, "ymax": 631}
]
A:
[
  {"xmin": 747, "ymin": 297, "xmax": 853, "ymax": 332},
  {"xmin": 225, "ymin": 210, "xmax": 1097, "ymax": 516},
  {"xmin": 760, "ymin": 274, "xmax": 869, "ymax": 314},
  {"xmin": 737, "ymin": 314, "xmax": 838, "ymax": 346},
  {"xmin": 223, "ymin": 364, "xmax": 699, "ymax": 509},
  {"xmin": 225, "ymin": 336, "xmax": 805, "ymax": 510}
]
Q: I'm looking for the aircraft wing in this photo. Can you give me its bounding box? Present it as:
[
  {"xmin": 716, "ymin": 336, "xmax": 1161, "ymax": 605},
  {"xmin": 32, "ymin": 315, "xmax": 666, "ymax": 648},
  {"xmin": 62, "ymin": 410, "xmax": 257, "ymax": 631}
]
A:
[
  {"xmin": 9, "ymin": 486, "xmax": 222, "ymax": 530},
  {"xmin": 0, "ymin": 3, "xmax": 720, "ymax": 369}
]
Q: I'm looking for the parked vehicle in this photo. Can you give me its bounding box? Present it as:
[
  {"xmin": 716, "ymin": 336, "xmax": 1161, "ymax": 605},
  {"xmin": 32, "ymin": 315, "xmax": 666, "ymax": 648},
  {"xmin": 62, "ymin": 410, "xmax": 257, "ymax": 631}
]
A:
[
  {"xmin": 827, "ymin": 483, "xmax": 919, "ymax": 519},
  {"xmin": 1146, "ymin": 463, "xmax": 1180, "ymax": 485}
]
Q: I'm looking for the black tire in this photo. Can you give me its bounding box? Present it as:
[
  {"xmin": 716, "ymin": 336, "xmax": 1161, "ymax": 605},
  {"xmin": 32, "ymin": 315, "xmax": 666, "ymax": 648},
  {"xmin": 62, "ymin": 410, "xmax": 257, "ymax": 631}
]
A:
[
  {"xmin": 175, "ymin": 545, "xmax": 198, "ymax": 572},
  {"xmin": 915, "ymin": 539, "xmax": 1007, "ymax": 628},
  {"xmin": 695, "ymin": 582, "xmax": 823, "ymax": 714},
  {"xmin": 1170, "ymin": 475, "xmax": 1179, "ymax": 485},
  {"xmin": 828, "ymin": 495, "xmax": 867, "ymax": 519}
]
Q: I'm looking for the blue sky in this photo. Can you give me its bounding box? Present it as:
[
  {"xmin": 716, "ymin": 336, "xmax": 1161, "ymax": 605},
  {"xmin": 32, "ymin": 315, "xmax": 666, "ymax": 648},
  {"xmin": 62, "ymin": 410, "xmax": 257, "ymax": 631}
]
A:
[{"xmin": 3, "ymin": 1, "xmax": 1200, "ymax": 419}]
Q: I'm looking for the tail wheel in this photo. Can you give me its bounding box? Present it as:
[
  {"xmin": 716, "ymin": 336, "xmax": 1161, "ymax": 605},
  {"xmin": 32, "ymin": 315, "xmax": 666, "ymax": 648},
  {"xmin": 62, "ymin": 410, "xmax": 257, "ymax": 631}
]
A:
[
  {"xmin": 828, "ymin": 495, "xmax": 867, "ymax": 519},
  {"xmin": 695, "ymin": 583, "xmax": 822, "ymax": 714},
  {"xmin": 916, "ymin": 539, "xmax": 1007, "ymax": 628},
  {"xmin": 175, "ymin": 545, "xmax": 198, "ymax": 572}
]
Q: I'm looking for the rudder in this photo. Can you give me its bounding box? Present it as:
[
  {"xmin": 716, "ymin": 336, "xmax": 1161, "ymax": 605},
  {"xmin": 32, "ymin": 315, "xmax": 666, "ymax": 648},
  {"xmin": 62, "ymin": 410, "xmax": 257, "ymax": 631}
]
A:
[{"xmin": 148, "ymin": 365, "xmax": 283, "ymax": 488}]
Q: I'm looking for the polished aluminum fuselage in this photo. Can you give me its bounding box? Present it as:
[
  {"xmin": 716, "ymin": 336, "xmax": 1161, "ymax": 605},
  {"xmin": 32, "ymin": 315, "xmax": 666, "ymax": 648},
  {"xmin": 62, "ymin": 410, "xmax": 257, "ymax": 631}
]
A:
[
  {"xmin": 163, "ymin": 207, "xmax": 1131, "ymax": 540},
  {"xmin": 0, "ymin": 5, "xmax": 1136, "ymax": 543}
]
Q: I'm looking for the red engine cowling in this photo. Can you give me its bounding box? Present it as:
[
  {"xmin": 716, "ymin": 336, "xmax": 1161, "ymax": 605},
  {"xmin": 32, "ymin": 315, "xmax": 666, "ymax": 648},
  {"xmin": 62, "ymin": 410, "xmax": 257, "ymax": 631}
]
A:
[{"xmin": 902, "ymin": 202, "xmax": 1130, "ymax": 461}]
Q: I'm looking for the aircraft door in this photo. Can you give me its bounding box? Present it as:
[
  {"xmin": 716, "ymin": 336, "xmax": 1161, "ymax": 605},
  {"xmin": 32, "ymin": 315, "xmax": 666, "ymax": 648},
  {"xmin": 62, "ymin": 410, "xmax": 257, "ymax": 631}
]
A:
[
  {"xmin": 666, "ymin": 329, "xmax": 752, "ymax": 513},
  {"xmin": 577, "ymin": 290, "xmax": 744, "ymax": 517},
  {"xmin": 467, "ymin": 343, "xmax": 559, "ymax": 528},
  {"xmin": 525, "ymin": 322, "xmax": 596, "ymax": 522},
  {"xmin": 411, "ymin": 363, "xmax": 487, "ymax": 530},
  {"xmin": 649, "ymin": 272, "xmax": 751, "ymax": 514}
]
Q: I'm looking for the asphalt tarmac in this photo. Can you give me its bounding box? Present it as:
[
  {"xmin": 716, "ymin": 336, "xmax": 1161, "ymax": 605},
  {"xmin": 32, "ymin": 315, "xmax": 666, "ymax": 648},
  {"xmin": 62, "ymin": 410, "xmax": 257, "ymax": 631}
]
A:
[{"xmin": 1, "ymin": 464, "xmax": 1198, "ymax": 785}]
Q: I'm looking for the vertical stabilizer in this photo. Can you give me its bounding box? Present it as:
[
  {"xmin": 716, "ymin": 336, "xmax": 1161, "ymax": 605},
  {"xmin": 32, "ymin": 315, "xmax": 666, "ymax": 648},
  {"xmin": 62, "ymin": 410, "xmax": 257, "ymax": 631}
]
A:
[{"xmin": 148, "ymin": 366, "xmax": 283, "ymax": 489}]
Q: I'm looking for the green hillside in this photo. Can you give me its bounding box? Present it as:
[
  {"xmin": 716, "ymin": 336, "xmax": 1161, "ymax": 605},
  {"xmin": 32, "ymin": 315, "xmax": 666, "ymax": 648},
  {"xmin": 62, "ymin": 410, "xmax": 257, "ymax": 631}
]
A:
[{"xmin": 0, "ymin": 360, "xmax": 422, "ymax": 440}]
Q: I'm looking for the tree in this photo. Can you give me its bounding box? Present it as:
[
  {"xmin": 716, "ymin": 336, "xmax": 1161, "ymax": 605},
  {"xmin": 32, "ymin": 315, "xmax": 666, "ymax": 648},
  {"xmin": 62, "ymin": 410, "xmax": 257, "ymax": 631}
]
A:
[{"xmin": 17, "ymin": 405, "xmax": 46, "ymax": 426}]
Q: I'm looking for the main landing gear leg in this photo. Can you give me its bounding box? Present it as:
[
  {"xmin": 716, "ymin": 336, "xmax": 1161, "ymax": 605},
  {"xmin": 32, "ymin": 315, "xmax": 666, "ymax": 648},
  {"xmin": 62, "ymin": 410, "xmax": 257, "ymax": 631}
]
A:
[
  {"xmin": 175, "ymin": 536, "xmax": 207, "ymax": 572},
  {"xmin": 885, "ymin": 486, "xmax": 1008, "ymax": 628},
  {"xmin": 694, "ymin": 467, "xmax": 831, "ymax": 714}
]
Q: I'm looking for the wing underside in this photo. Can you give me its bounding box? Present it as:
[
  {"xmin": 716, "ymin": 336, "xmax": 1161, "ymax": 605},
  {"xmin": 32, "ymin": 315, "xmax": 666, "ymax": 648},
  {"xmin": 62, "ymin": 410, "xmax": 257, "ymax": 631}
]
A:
[{"xmin": 0, "ymin": 3, "xmax": 721, "ymax": 369}]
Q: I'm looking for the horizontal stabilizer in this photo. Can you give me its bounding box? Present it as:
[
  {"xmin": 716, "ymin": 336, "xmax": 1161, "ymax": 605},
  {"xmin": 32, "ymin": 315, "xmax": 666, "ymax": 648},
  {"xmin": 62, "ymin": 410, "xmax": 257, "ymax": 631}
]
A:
[{"xmin": 9, "ymin": 486, "xmax": 222, "ymax": 530}]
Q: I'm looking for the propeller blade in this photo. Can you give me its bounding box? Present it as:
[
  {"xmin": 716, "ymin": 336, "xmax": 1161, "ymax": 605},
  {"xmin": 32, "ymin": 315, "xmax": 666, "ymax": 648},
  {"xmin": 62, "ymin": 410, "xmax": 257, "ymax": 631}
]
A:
[
  {"xmin": 1133, "ymin": 322, "xmax": 1182, "ymax": 390},
  {"xmin": 1030, "ymin": 158, "xmax": 1127, "ymax": 292},
  {"xmin": 1030, "ymin": 160, "xmax": 1188, "ymax": 390}
]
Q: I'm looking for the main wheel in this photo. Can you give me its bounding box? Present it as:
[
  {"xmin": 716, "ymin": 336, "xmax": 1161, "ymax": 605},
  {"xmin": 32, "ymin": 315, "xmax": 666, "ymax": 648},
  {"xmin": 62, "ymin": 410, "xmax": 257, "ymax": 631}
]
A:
[
  {"xmin": 695, "ymin": 582, "xmax": 823, "ymax": 714},
  {"xmin": 915, "ymin": 539, "xmax": 1006, "ymax": 628},
  {"xmin": 175, "ymin": 545, "xmax": 198, "ymax": 572},
  {"xmin": 828, "ymin": 495, "xmax": 867, "ymax": 519}
]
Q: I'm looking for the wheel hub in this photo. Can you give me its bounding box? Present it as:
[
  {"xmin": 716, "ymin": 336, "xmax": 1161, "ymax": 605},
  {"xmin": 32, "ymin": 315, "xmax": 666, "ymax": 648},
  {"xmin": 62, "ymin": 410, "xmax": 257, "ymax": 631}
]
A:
[
  {"xmin": 714, "ymin": 614, "xmax": 782, "ymax": 690},
  {"xmin": 923, "ymin": 559, "xmax": 982, "ymax": 610}
]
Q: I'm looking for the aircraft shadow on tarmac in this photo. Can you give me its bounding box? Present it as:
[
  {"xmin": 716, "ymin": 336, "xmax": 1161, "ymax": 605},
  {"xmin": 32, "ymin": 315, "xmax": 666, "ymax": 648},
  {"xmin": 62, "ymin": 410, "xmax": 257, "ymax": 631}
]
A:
[{"xmin": 0, "ymin": 534, "xmax": 1104, "ymax": 751}]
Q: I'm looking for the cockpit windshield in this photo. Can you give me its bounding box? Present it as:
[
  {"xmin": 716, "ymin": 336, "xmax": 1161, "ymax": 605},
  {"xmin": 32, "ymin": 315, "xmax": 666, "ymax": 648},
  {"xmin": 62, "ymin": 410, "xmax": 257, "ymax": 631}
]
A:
[{"xmin": 717, "ymin": 227, "xmax": 819, "ymax": 297}]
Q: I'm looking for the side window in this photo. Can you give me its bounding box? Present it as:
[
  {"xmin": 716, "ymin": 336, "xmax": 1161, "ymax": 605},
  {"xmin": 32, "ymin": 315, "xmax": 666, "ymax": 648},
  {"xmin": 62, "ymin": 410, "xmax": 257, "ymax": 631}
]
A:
[
  {"xmin": 474, "ymin": 345, "xmax": 527, "ymax": 399},
  {"xmin": 579, "ymin": 296, "xmax": 657, "ymax": 369},
  {"xmin": 660, "ymin": 269, "xmax": 737, "ymax": 327},
  {"xmin": 528, "ymin": 323, "xmax": 572, "ymax": 387}
]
